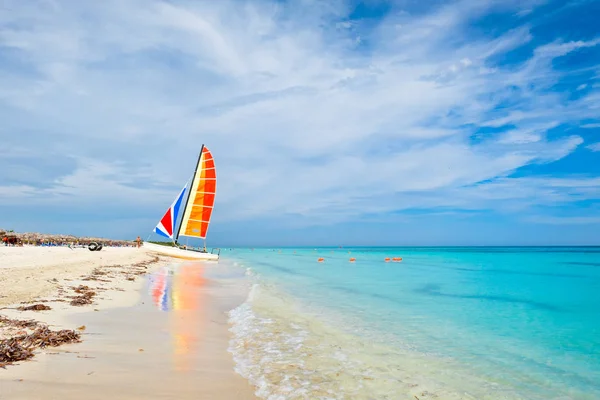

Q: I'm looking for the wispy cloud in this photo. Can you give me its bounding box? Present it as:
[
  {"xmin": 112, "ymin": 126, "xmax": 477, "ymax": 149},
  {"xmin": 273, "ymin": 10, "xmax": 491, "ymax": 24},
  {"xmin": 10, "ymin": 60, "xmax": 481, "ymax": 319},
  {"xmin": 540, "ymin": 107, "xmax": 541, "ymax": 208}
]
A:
[
  {"xmin": 526, "ymin": 216, "xmax": 600, "ymax": 225},
  {"xmin": 1, "ymin": 0, "xmax": 599, "ymax": 239},
  {"xmin": 587, "ymin": 142, "xmax": 600, "ymax": 152}
]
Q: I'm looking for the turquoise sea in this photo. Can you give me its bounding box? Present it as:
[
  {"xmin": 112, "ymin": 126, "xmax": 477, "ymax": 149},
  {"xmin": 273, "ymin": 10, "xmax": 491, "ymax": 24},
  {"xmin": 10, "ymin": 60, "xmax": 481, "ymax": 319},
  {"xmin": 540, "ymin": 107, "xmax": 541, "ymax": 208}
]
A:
[{"xmin": 224, "ymin": 247, "xmax": 600, "ymax": 400}]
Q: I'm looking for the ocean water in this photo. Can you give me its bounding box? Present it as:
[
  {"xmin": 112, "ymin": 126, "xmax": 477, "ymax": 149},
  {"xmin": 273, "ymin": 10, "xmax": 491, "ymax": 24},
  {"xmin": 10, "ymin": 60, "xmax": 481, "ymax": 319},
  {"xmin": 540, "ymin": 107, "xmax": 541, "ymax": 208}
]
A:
[{"xmin": 224, "ymin": 247, "xmax": 600, "ymax": 400}]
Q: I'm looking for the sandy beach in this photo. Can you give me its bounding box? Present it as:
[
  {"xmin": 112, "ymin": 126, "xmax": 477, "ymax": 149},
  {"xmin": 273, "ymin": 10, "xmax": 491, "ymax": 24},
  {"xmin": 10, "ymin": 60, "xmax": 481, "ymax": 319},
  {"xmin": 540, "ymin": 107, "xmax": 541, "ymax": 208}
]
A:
[
  {"xmin": 0, "ymin": 246, "xmax": 157, "ymax": 308},
  {"xmin": 0, "ymin": 246, "xmax": 256, "ymax": 399}
]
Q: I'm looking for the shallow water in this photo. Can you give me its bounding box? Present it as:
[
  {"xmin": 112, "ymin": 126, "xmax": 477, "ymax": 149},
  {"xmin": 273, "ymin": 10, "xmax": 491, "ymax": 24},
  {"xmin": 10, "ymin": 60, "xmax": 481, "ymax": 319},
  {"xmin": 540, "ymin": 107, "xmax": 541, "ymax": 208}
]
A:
[{"xmin": 225, "ymin": 247, "xmax": 600, "ymax": 399}]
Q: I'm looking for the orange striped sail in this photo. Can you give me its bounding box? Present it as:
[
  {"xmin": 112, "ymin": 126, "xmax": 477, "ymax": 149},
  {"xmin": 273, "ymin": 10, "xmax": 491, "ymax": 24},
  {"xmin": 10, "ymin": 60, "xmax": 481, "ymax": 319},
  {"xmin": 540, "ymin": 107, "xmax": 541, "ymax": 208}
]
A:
[{"xmin": 177, "ymin": 145, "xmax": 216, "ymax": 241}]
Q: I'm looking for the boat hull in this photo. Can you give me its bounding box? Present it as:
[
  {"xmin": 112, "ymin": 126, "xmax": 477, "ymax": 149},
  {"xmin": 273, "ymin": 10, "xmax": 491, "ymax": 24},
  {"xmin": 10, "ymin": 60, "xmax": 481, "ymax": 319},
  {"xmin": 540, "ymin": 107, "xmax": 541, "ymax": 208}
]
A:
[{"xmin": 142, "ymin": 242, "xmax": 219, "ymax": 261}]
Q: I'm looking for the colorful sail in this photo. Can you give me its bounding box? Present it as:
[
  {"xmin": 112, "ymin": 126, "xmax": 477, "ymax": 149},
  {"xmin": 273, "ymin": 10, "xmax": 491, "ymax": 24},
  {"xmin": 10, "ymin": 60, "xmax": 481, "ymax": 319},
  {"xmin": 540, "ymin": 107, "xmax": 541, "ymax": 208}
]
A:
[
  {"xmin": 177, "ymin": 146, "xmax": 216, "ymax": 240},
  {"xmin": 154, "ymin": 184, "xmax": 187, "ymax": 239}
]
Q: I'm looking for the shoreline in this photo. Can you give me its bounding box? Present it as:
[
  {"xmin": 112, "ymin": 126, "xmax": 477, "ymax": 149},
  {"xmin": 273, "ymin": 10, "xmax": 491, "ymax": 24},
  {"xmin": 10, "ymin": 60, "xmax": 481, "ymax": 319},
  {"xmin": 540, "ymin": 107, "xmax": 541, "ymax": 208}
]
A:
[
  {"xmin": 225, "ymin": 248, "xmax": 600, "ymax": 400},
  {"xmin": 0, "ymin": 246, "xmax": 257, "ymax": 399}
]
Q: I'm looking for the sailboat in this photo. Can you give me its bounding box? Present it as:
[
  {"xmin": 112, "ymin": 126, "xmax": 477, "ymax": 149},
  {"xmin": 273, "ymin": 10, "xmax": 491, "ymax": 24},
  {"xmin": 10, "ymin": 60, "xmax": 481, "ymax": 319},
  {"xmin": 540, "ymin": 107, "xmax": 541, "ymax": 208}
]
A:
[{"xmin": 142, "ymin": 145, "xmax": 220, "ymax": 261}]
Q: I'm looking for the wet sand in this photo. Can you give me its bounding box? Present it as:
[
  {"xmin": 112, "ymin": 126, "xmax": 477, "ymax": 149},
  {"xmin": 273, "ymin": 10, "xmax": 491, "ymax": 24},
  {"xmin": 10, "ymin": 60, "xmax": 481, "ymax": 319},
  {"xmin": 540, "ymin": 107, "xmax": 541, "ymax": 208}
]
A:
[{"xmin": 0, "ymin": 247, "xmax": 257, "ymax": 399}]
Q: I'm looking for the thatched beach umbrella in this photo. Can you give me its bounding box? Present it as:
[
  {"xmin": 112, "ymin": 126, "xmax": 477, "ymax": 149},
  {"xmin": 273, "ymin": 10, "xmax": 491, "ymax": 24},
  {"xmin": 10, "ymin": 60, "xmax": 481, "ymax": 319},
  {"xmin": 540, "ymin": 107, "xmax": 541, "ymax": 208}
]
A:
[{"xmin": 7, "ymin": 230, "xmax": 135, "ymax": 247}]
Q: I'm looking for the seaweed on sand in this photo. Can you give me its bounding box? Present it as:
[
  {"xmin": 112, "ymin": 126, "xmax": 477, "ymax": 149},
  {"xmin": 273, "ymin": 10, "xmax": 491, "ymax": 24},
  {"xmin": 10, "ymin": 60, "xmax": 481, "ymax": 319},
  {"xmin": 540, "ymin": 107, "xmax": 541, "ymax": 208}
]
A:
[
  {"xmin": 0, "ymin": 315, "xmax": 38, "ymax": 330},
  {"xmin": 0, "ymin": 316, "xmax": 81, "ymax": 367},
  {"xmin": 17, "ymin": 304, "xmax": 52, "ymax": 311},
  {"xmin": 81, "ymin": 266, "xmax": 118, "ymax": 282},
  {"xmin": 69, "ymin": 285, "xmax": 97, "ymax": 306},
  {"xmin": 73, "ymin": 285, "xmax": 91, "ymax": 294}
]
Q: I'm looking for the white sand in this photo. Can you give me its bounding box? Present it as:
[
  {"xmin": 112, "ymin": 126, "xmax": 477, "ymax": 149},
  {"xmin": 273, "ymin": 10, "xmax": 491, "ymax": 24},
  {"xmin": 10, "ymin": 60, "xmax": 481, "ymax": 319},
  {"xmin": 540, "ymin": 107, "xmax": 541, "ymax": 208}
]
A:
[
  {"xmin": 0, "ymin": 246, "xmax": 156, "ymax": 307},
  {"xmin": 0, "ymin": 246, "xmax": 257, "ymax": 399}
]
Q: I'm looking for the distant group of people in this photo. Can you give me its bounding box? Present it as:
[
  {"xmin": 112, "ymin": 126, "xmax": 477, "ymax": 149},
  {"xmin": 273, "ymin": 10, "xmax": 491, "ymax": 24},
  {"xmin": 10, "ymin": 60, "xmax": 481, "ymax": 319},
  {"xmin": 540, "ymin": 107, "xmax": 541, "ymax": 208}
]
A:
[{"xmin": 2, "ymin": 235, "xmax": 22, "ymax": 246}]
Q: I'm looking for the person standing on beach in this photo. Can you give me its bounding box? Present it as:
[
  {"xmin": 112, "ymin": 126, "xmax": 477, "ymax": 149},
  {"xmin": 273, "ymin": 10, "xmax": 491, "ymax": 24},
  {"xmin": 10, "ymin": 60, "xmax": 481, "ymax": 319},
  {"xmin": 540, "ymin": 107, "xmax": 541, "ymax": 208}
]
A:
[{"xmin": 136, "ymin": 236, "xmax": 141, "ymax": 248}]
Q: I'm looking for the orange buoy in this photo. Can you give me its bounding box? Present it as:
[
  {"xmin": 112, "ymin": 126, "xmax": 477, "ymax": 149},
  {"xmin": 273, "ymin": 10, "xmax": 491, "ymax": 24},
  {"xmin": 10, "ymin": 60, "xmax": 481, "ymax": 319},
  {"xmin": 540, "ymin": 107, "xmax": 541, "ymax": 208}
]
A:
[
  {"xmin": 317, "ymin": 257, "xmax": 325, "ymax": 262},
  {"xmin": 384, "ymin": 257, "xmax": 391, "ymax": 262},
  {"xmin": 392, "ymin": 257, "xmax": 403, "ymax": 262},
  {"xmin": 349, "ymin": 257, "xmax": 356, "ymax": 262}
]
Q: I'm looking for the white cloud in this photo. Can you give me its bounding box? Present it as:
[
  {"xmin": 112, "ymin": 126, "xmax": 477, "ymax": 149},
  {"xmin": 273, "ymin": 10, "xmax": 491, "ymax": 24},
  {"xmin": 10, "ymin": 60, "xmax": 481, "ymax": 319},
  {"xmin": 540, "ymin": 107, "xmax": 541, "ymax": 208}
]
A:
[
  {"xmin": 0, "ymin": 185, "xmax": 39, "ymax": 199},
  {"xmin": 587, "ymin": 142, "xmax": 600, "ymax": 152},
  {"xmin": 496, "ymin": 122, "xmax": 560, "ymax": 144},
  {"xmin": 533, "ymin": 38, "xmax": 600, "ymax": 59},
  {"xmin": 0, "ymin": 0, "xmax": 599, "ymax": 233},
  {"xmin": 526, "ymin": 216, "xmax": 600, "ymax": 225}
]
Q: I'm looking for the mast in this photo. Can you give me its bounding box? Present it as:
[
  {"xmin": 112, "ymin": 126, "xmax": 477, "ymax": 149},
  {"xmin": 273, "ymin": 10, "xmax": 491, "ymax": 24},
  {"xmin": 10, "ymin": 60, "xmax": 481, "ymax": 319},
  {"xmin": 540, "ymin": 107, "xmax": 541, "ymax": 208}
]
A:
[
  {"xmin": 169, "ymin": 176, "xmax": 191, "ymax": 246},
  {"xmin": 175, "ymin": 144, "xmax": 204, "ymax": 244}
]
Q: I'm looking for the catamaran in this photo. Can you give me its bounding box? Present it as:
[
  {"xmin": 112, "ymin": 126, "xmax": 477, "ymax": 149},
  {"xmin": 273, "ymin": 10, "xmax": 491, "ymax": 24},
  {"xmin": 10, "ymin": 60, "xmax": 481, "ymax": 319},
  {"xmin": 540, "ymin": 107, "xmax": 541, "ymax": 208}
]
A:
[{"xmin": 143, "ymin": 145, "xmax": 220, "ymax": 261}]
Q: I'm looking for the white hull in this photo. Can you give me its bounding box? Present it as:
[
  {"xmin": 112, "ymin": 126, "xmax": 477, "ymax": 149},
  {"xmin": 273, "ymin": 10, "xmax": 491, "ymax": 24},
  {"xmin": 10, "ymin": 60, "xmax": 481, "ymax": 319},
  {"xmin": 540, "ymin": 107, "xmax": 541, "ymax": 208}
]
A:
[{"xmin": 142, "ymin": 242, "xmax": 219, "ymax": 261}]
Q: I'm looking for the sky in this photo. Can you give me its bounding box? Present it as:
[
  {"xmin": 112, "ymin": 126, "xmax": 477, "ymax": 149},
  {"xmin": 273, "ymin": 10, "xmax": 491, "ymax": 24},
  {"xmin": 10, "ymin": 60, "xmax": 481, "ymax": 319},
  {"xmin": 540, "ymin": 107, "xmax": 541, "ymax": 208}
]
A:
[{"xmin": 1, "ymin": 0, "xmax": 599, "ymax": 246}]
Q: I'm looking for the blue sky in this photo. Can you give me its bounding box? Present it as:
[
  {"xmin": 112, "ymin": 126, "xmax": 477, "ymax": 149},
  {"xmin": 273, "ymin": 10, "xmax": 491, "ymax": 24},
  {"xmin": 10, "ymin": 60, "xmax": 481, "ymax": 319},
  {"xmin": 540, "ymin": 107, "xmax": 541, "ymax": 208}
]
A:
[{"xmin": 1, "ymin": 0, "xmax": 599, "ymax": 246}]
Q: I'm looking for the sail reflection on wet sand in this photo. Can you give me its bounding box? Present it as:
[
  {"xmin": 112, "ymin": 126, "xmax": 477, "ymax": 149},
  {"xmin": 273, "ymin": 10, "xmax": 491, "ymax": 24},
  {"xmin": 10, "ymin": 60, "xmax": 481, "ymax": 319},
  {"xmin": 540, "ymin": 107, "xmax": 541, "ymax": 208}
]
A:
[{"xmin": 148, "ymin": 263, "xmax": 207, "ymax": 372}]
